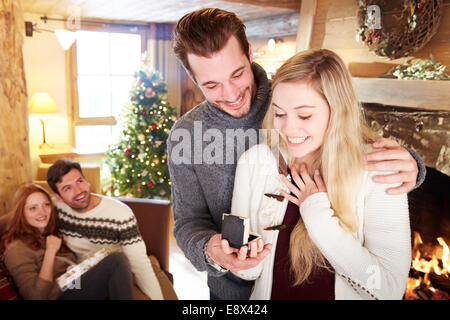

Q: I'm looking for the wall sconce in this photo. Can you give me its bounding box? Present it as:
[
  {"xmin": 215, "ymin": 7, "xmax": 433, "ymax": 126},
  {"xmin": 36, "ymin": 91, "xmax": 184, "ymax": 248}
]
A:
[
  {"xmin": 29, "ymin": 93, "xmax": 60, "ymax": 147},
  {"xmin": 267, "ymin": 37, "xmax": 284, "ymax": 52},
  {"xmin": 267, "ymin": 38, "xmax": 276, "ymax": 51},
  {"xmin": 25, "ymin": 17, "xmax": 76, "ymax": 50}
]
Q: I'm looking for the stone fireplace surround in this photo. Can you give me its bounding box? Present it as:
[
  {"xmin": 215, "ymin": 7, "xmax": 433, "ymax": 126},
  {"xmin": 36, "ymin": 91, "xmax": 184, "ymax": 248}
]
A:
[
  {"xmin": 354, "ymin": 76, "xmax": 449, "ymax": 296},
  {"xmin": 360, "ymin": 86, "xmax": 449, "ymax": 296},
  {"xmin": 362, "ymin": 101, "xmax": 449, "ymax": 242}
]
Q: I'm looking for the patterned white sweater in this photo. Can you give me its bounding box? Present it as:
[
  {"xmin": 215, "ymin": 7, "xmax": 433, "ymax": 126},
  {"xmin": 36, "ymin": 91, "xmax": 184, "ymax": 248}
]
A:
[
  {"xmin": 231, "ymin": 144, "xmax": 411, "ymax": 300},
  {"xmin": 54, "ymin": 194, "xmax": 164, "ymax": 300}
]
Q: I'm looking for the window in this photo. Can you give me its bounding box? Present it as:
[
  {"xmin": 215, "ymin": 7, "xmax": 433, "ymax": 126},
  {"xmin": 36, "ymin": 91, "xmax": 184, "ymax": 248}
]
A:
[{"xmin": 72, "ymin": 29, "xmax": 143, "ymax": 153}]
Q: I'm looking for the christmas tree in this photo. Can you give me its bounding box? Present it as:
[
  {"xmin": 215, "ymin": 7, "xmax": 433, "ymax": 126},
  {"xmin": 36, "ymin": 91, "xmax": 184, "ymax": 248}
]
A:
[{"xmin": 103, "ymin": 53, "xmax": 177, "ymax": 199}]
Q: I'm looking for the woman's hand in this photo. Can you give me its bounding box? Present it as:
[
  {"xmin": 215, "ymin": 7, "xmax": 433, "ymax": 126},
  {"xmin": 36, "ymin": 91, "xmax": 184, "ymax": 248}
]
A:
[
  {"xmin": 45, "ymin": 235, "xmax": 62, "ymax": 255},
  {"xmin": 39, "ymin": 235, "xmax": 62, "ymax": 283},
  {"xmin": 279, "ymin": 163, "xmax": 327, "ymax": 206}
]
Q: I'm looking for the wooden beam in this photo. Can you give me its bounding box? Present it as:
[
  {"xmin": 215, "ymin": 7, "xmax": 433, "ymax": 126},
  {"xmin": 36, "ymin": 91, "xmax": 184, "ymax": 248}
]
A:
[
  {"xmin": 295, "ymin": 0, "xmax": 317, "ymax": 52},
  {"xmin": 0, "ymin": 0, "xmax": 33, "ymax": 212},
  {"xmin": 353, "ymin": 78, "xmax": 450, "ymax": 111},
  {"xmin": 224, "ymin": 0, "xmax": 301, "ymax": 10},
  {"xmin": 245, "ymin": 12, "xmax": 299, "ymax": 39}
]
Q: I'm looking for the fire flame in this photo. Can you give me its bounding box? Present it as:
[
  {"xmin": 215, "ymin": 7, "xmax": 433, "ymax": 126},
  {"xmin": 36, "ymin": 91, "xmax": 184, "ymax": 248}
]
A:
[
  {"xmin": 411, "ymin": 232, "xmax": 449, "ymax": 277},
  {"xmin": 406, "ymin": 232, "xmax": 450, "ymax": 299},
  {"xmin": 437, "ymin": 237, "xmax": 449, "ymax": 273}
]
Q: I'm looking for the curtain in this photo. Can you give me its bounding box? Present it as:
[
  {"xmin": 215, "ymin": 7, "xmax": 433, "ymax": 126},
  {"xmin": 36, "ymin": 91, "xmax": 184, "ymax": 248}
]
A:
[{"xmin": 146, "ymin": 23, "xmax": 182, "ymax": 116}]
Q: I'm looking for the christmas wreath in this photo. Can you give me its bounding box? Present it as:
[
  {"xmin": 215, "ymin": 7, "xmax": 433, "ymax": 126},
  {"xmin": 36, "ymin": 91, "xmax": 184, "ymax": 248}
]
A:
[{"xmin": 356, "ymin": 0, "xmax": 443, "ymax": 59}]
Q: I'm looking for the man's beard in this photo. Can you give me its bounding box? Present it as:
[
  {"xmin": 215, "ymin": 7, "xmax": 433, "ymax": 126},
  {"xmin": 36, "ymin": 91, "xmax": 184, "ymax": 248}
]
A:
[{"xmin": 69, "ymin": 192, "xmax": 91, "ymax": 211}]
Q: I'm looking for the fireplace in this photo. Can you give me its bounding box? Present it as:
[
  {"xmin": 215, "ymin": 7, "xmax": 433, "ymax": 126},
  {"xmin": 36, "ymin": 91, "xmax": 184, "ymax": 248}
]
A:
[
  {"xmin": 362, "ymin": 103, "xmax": 450, "ymax": 300},
  {"xmin": 406, "ymin": 167, "xmax": 450, "ymax": 299}
]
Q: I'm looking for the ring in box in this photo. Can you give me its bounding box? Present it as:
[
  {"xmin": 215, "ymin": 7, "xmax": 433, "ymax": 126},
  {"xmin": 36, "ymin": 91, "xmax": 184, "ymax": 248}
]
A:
[{"xmin": 221, "ymin": 213, "xmax": 261, "ymax": 249}]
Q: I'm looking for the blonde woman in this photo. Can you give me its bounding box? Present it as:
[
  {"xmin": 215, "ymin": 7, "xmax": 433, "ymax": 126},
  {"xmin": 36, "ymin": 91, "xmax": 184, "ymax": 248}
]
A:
[{"xmin": 230, "ymin": 49, "xmax": 411, "ymax": 300}]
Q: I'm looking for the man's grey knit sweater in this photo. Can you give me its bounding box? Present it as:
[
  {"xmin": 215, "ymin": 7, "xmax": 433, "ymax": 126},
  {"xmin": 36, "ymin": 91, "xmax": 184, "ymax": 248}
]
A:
[{"xmin": 167, "ymin": 63, "xmax": 271, "ymax": 300}]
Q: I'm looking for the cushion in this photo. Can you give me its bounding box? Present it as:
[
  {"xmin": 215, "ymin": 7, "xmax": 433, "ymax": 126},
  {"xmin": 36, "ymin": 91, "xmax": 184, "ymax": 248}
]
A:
[
  {"xmin": 0, "ymin": 263, "xmax": 19, "ymax": 300},
  {"xmin": 0, "ymin": 213, "xmax": 11, "ymax": 235},
  {"xmin": 35, "ymin": 164, "xmax": 101, "ymax": 194},
  {"xmin": 0, "ymin": 213, "xmax": 18, "ymax": 300}
]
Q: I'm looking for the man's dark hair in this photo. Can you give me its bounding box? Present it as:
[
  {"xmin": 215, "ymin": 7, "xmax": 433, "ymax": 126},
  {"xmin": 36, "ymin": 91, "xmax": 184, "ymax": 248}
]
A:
[
  {"xmin": 173, "ymin": 7, "xmax": 250, "ymax": 76},
  {"xmin": 46, "ymin": 158, "xmax": 84, "ymax": 195}
]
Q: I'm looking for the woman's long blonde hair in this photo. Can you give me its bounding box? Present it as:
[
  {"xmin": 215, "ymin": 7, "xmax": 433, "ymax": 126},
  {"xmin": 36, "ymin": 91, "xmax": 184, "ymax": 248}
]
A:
[{"xmin": 263, "ymin": 49, "xmax": 378, "ymax": 285}]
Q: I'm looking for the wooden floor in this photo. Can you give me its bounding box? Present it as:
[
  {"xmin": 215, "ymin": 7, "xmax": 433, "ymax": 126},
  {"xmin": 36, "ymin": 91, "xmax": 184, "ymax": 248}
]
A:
[{"xmin": 169, "ymin": 234, "xmax": 209, "ymax": 300}]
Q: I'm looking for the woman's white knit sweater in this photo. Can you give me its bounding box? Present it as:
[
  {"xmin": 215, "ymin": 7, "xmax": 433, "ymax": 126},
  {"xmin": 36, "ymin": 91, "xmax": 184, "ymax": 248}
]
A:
[
  {"xmin": 231, "ymin": 144, "xmax": 411, "ymax": 300},
  {"xmin": 54, "ymin": 195, "xmax": 164, "ymax": 300}
]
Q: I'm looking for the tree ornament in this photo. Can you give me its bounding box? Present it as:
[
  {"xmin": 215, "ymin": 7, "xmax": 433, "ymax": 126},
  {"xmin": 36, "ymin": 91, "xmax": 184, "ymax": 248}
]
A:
[{"xmin": 145, "ymin": 87, "xmax": 156, "ymax": 98}]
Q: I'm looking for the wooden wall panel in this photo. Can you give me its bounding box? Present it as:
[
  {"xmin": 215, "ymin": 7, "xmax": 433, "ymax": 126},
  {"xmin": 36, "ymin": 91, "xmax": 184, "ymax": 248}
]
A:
[
  {"xmin": 295, "ymin": 0, "xmax": 317, "ymax": 51},
  {"xmin": 0, "ymin": 0, "xmax": 32, "ymax": 213},
  {"xmin": 179, "ymin": 70, "xmax": 204, "ymax": 117}
]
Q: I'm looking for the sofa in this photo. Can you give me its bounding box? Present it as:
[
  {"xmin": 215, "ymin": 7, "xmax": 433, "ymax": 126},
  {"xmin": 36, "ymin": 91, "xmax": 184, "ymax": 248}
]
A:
[
  {"xmin": 0, "ymin": 197, "xmax": 177, "ymax": 300},
  {"xmin": 116, "ymin": 197, "xmax": 177, "ymax": 300}
]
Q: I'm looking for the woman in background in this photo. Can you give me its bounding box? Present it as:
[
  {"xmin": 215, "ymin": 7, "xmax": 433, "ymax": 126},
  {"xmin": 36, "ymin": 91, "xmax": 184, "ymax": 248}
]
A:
[
  {"xmin": 230, "ymin": 49, "xmax": 411, "ymax": 299},
  {"xmin": 1, "ymin": 183, "xmax": 134, "ymax": 300}
]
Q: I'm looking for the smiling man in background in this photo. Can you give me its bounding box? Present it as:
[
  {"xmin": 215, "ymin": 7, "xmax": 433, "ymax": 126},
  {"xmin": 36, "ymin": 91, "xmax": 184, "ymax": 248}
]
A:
[{"xmin": 46, "ymin": 158, "xmax": 165, "ymax": 300}]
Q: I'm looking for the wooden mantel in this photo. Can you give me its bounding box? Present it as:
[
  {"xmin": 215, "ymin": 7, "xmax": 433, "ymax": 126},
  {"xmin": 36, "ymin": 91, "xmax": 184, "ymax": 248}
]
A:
[{"xmin": 353, "ymin": 78, "xmax": 450, "ymax": 111}]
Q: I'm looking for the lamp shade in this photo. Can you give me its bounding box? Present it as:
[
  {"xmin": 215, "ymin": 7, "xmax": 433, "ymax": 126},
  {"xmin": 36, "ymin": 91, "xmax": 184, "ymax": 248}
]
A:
[
  {"xmin": 54, "ymin": 29, "xmax": 76, "ymax": 50},
  {"xmin": 29, "ymin": 93, "xmax": 59, "ymax": 114}
]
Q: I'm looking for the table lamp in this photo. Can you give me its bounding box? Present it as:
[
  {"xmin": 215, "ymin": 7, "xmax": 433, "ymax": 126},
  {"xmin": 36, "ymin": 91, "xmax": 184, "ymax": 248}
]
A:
[{"xmin": 28, "ymin": 93, "xmax": 59, "ymax": 146}]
